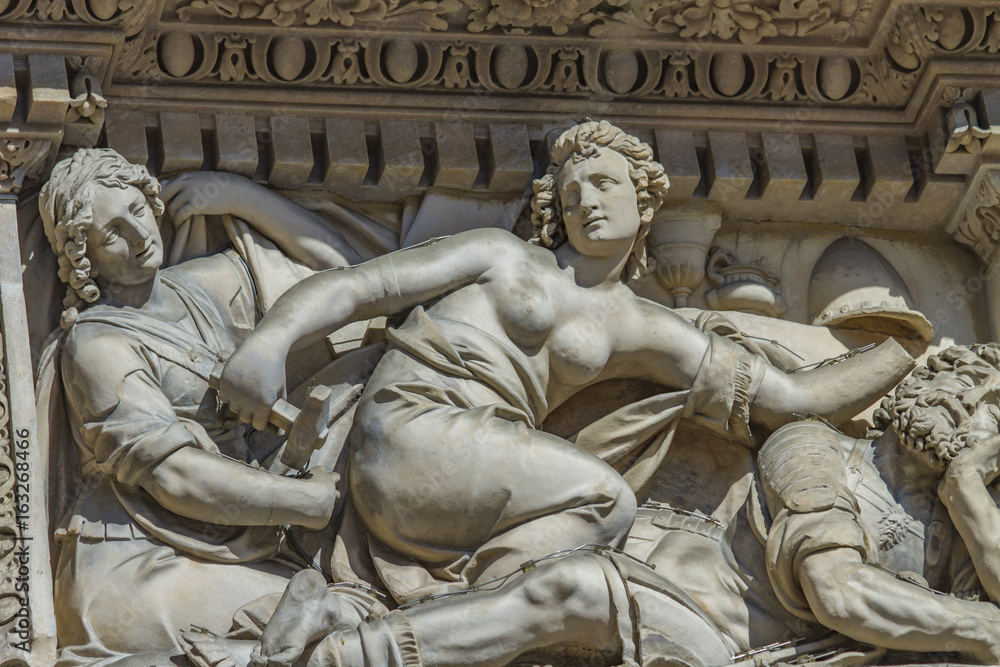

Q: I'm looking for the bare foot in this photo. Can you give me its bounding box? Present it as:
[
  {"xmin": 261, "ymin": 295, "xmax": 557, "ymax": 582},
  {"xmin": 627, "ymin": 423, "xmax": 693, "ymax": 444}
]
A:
[
  {"xmin": 253, "ymin": 569, "xmax": 370, "ymax": 667},
  {"xmin": 179, "ymin": 630, "xmax": 257, "ymax": 667}
]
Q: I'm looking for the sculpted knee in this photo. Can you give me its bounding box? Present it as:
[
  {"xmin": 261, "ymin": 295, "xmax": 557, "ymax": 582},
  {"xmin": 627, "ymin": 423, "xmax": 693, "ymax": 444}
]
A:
[
  {"xmin": 521, "ymin": 556, "xmax": 609, "ymax": 619},
  {"xmin": 599, "ymin": 473, "xmax": 637, "ymax": 544}
]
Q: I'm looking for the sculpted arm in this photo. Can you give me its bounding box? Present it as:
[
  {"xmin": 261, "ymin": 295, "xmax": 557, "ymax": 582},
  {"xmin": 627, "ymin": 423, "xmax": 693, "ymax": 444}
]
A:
[
  {"xmin": 937, "ymin": 433, "xmax": 1000, "ymax": 602},
  {"xmin": 614, "ymin": 301, "xmax": 914, "ymax": 429},
  {"xmin": 799, "ymin": 548, "xmax": 1000, "ymax": 662},
  {"xmin": 142, "ymin": 449, "xmax": 336, "ymax": 530},
  {"xmin": 62, "ymin": 328, "xmax": 337, "ymax": 530},
  {"xmin": 219, "ymin": 228, "xmax": 520, "ymax": 428},
  {"xmin": 161, "ymin": 172, "xmax": 363, "ymax": 269}
]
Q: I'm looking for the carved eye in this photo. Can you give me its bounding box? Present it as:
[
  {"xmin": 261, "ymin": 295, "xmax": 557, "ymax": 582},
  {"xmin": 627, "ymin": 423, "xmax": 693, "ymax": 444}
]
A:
[
  {"xmin": 103, "ymin": 228, "xmax": 120, "ymax": 245},
  {"xmin": 132, "ymin": 201, "xmax": 147, "ymax": 217},
  {"xmin": 596, "ymin": 176, "xmax": 618, "ymax": 190}
]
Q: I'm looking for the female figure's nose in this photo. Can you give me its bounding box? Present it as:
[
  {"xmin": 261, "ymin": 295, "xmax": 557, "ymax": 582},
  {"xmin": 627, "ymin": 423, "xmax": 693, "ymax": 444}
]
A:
[
  {"xmin": 122, "ymin": 216, "xmax": 151, "ymax": 242},
  {"xmin": 578, "ymin": 184, "xmax": 600, "ymax": 213}
]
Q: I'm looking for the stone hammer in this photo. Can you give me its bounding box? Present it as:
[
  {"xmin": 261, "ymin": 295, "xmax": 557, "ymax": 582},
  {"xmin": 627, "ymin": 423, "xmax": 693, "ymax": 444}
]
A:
[{"xmin": 209, "ymin": 362, "xmax": 361, "ymax": 471}]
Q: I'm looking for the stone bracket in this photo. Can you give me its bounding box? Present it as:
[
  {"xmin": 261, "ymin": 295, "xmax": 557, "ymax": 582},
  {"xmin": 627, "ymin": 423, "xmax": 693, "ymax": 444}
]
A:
[
  {"xmin": 0, "ymin": 137, "xmax": 54, "ymax": 196},
  {"xmin": 934, "ymin": 89, "xmax": 1000, "ymax": 176},
  {"xmin": 0, "ymin": 50, "xmax": 111, "ymax": 194},
  {"xmin": 947, "ymin": 163, "xmax": 1000, "ymax": 266}
]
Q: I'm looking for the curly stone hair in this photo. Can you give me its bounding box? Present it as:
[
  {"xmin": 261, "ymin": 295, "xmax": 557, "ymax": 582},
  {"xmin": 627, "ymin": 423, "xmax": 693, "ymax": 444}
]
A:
[
  {"xmin": 39, "ymin": 148, "xmax": 165, "ymax": 330},
  {"xmin": 872, "ymin": 343, "xmax": 1000, "ymax": 469},
  {"xmin": 529, "ymin": 120, "xmax": 670, "ymax": 282}
]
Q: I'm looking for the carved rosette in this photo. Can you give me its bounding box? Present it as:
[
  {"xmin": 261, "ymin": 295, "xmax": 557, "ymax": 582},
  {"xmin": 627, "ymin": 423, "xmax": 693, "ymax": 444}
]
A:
[{"xmin": 948, "ymin": 169, "xmax": 1000, "ymax": 265}]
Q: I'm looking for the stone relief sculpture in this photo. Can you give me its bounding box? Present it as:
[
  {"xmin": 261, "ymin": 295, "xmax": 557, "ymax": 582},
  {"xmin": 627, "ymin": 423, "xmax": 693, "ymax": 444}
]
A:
[
  {"xmin": 10, "ymin": 0, "xmax": 1000, "ymax": 664},
  {"xmin": 35, "ymin": 149, "xmax": 394, "ymax": 666},
  {"xmin": 214, "ymin": 120, "xmax": 914, "ymax": 607},
  {"xmin": 189, "ymin": 343, "xmax": 1000, "ymax": 667},
  {"xmin": 38, "ymin": 123, "xmax": 985, "ymax": 667}
]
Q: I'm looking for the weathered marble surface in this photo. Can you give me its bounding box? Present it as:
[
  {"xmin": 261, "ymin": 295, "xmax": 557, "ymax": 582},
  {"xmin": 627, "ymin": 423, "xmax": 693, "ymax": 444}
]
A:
[
  {"xmin": 6, "ymin": 2, "xmax": 1000, "ymax": 665},
  {"xmin": 23, "ymin": 122, "xmax": 1000, "ymax": 667}
]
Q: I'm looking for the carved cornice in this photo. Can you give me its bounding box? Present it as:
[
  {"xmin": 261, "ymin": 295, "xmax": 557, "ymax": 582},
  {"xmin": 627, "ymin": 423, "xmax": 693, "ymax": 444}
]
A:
[
  {"xmin": 66, "ymin": 2, "xmax": 983, "ymax": 115},
  {"xmin": 0, "ymin": 1, "xmax": 157, "ymax": 70},
  {"xmin": 118, "ymin": 30, "xmax": 916, "ymax": 107},
  {"xmin": 1, "ymin": 1, "xmax": 998, "ymax": 124}
]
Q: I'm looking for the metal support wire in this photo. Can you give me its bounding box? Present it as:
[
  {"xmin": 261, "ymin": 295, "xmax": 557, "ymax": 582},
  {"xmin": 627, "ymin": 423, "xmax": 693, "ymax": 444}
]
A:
[{"xmin": 787, "ymin": 343, "xmax": 877, "ymax": 373}]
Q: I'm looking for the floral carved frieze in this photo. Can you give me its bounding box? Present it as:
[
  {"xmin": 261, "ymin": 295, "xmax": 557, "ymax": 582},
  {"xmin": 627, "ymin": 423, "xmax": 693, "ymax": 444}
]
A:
[
  {"xmin": 177, "ymin": 0, "xmax": 465, "ymax": 31},
  {"xmin": 175, "ymin": 0, "xmax": 880, "ymax": 40}
]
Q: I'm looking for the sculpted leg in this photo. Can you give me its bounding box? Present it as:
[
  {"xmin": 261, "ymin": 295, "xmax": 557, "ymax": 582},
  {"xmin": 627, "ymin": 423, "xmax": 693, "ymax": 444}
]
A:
[
  {"xmin": 307, "ymin": 555, "xmax": 621, "ymax": 667},
  {"xmin": 352, "ymin": 398, "xmax": 638, "ymax": 591},
  {"xmin": 251, "ymin": 569, "xmax": 374, "ymax": 667}
]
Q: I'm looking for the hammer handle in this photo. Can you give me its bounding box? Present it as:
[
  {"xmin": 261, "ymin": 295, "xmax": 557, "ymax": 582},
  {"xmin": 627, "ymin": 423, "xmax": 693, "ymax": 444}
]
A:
[{"xmin": 210, "ymin": 362, "xmax": 299, "ymax": 431}]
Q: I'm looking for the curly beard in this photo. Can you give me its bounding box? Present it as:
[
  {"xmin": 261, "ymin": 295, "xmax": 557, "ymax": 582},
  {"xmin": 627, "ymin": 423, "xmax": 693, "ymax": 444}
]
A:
[{"xmin": 890, "ymin": 392, "xmax": 971, "ymax": 470}]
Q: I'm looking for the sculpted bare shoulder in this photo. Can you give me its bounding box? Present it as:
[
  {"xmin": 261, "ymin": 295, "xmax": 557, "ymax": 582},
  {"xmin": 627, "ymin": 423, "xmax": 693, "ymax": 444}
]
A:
[
  {"xmin": 167, "ymin": 253, "xmax": 251, "ymax": 318},
  {"xmin": 61, "ymin": 322, "xmax": 146, "ymax": 416},
  {"xmin": 442, "ymin": 227, "xmax": 534, "ymax": 278}
]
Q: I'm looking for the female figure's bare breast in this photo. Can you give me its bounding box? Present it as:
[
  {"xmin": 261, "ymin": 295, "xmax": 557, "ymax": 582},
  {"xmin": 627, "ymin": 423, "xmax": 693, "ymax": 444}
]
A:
[{"xmin": 424, "ymin": 243, "xmax": 620, "ymax": 405}]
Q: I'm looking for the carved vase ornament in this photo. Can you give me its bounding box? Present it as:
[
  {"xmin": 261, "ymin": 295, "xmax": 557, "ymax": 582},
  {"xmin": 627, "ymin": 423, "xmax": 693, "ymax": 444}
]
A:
[
  {"xmin": 705, "ymin": 247, "xmax": 787, "ymax": 318},
  {"xmin": 649, "ymin": 200, "xmax": 723, "ymax": 307}
]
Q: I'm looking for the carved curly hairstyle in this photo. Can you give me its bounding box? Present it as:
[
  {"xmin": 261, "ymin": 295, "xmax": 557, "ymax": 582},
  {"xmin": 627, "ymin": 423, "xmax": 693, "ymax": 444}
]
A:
[
  {"xmin": 529, "ymin": 120, "xmax": 669, "ymax": 282},
  {"xmin": 39, "ymin": 148, "xmax": 165, "ymax": 330},
  {"xmin": 872, "ymin": 343, "xmax": 1000, "ymax": 469}
]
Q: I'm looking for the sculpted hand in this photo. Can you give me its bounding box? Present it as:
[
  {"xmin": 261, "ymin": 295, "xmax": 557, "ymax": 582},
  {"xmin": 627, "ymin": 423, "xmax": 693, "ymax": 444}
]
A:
[
  {"xmin": 941, "ymin": 432, "xmax": 1000, "ymax": 497},
  {"xmin": 962, "ymin": 602, "xmax": 1000, "ymax": 664},
  {"xmin": 160, "ymin": 171, "xmax": 262, "ymax": 226},
  {"xmin": 218, "ymin": 336, "xmax": 288, "ymax": 432},
  {"xmin": 298, "ymin": 468, "xmax": 341, "ymax": 530}
]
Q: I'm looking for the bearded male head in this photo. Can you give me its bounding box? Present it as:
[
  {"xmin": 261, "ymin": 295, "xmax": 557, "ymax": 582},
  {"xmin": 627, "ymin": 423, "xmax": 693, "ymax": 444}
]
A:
[{"xmin": 872, "ymin": 344, "xmax": 1000, "ymax": 472}]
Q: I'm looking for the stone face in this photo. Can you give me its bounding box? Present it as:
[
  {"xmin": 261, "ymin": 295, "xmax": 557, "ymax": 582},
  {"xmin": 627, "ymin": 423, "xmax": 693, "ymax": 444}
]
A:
[{"xmin": 7, "ymin": 4, "xmax": 1000, "ymax": 666}]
